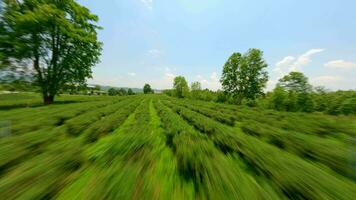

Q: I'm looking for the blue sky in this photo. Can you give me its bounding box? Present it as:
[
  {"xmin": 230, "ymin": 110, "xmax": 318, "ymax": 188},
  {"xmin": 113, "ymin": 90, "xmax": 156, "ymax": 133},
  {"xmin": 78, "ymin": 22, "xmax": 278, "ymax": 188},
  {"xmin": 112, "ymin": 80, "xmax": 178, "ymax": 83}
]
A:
[{"xmin": 78, "ymin": 0, "xmax": 356, "ymax": 90}]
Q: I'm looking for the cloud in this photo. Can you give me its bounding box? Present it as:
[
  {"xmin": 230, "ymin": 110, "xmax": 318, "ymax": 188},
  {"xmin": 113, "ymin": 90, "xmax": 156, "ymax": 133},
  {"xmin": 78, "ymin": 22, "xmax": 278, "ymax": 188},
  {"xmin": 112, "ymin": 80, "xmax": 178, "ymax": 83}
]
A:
[
  {"xmin": 165, "ymin": 72, "xmax": 176, "ymax": 79},
  {"xmin": 128, "ymin": 72, "xmax": 136, "ymax": 76},
  {"xmin": 324, "ymin": 60, "xmax": 356, "ymax": 70},
  {"xmin": 195, "ymin": 72, "xmax": 221, "ymax": 91},
  {"xmin": 290, "ymin": 49, "xmax": 325, "ymax": 71},
  {"xmin": 311, "ymin": 75, "xmax": 343, "ymax": 84},
  {"xmin": 147, "ymin": 49, "xmax": 162, "ymax": 57},
  {"xmin": 274, "ymin": 48, "xmax": 325, "ymax": 77},
  {"xmin": 273, "ymin": 56, "xmax": 295, "ymax": 75},
  {"xmin": 210, "ymin": 72, "xmax": 219, "ymax": 82},
  {"xmin": 266, "ymin": 79, "xmax": 277, "ymax": 91},
  {"xmin": 146, "ymin": 67, "xmax": 181, "ymax": 89},
  {"xmin": 275, "ymin": 56, "xmax": 295, "ymax": 68},
  {"xmin": 141, "ymin": 0, "xmax": 153, "ymax": 10},
  {"xmin": 310, "ymin": 75, "xmax": 345, "ymax": 89},
  {"xmin": 149, "ymin": 72, "xmax": 176, "ymax": 89}
]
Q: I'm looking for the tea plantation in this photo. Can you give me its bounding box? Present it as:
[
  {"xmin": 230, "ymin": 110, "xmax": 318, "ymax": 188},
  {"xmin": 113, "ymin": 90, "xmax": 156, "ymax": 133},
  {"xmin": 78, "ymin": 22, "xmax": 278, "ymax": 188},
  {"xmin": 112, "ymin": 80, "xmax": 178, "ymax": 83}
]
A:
[{"xmin": 0, "ymin": 93, "xmax": 355, "ymax": 199}]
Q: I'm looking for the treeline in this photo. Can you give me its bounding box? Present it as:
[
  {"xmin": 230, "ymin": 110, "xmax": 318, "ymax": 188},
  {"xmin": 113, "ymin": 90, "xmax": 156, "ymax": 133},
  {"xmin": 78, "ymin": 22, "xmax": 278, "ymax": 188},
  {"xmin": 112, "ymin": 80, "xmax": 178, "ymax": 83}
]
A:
[
  {"xmin": 108, "ymin": 88, "xmax": 135, "ymax": 96},
  {"xmin": 164, "ymin": 49, "xmax": 356, "ymax": 115}
]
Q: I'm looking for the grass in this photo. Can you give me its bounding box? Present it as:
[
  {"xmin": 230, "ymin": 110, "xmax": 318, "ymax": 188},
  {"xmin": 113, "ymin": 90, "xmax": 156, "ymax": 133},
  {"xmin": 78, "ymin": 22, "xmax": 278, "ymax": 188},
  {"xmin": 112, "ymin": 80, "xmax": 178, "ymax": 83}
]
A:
[{"xmin": 0, "ymin": 93, "xmax": 355, "ymax": 199}]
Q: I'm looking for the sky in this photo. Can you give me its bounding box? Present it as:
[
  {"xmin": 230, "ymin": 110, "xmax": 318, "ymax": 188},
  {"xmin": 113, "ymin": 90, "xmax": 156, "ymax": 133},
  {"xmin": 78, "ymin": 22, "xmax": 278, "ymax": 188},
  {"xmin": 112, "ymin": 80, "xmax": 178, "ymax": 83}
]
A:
[{"xmin": 78, "ymin": 0, "xmax": 356, "ymax": 91}]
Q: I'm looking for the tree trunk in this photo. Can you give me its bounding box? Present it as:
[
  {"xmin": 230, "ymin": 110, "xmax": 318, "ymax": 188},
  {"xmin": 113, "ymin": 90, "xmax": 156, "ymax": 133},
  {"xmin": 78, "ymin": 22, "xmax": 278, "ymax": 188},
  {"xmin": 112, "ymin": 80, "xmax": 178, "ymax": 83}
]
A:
[
  {"xmin": 236, "ymin": 93, "xmax": 244, "ymax": 105},
  {"xmin": 43, "ymin": 95, "xmax": 54, "ymax": 105}
]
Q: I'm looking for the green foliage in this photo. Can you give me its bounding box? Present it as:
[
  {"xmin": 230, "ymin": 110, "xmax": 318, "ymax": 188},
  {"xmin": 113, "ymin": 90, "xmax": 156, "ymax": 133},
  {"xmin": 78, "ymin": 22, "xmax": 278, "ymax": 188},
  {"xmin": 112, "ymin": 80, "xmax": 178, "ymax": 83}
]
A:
[
  {"xmin": 269, "ymin": 86, "xmax": 288, "ymax": 111},
  {"xmin": 127, "ymin": 88, "xmax": 134, "ymax": 95},
  {"xmin": 108, "ymin": 88, "xmax": 117, "ymax": 96},
  {"xmin": 1, "ymin": 94, "xmax": 356, "ymax": 199},
  {"xmin": 162, "ymin": 97, "xmax": 356, "ymax": 199},
  {"xmin": 265, "ymin": 72, "xmax": 316, "ymax": 112},
  {"xmin": 108, "ymin": 88, "xmax": 132, "ymax": 96},
  {"xmin": 143, "ymin": 83, "xmax": 153, "ymax": 94},
  {"xmin": 340, "ymin": 97, "xmax": 356, "ymax": 115},
  {"xmin": 278, "ymin": 71, "xmax": 312, "ymax": 93},
  {"xmin": 162, "ymin": 89, "xmax": 174, "ymax": 96},
  {"xmin": 221, "ymin": 49, "xmax": 268, "ymax": 104},
  {"xmin": 190, "ymin": 81, "xmax": 202, "ymax": 91},
  {"xmin": 163, "ymin": 69, "xmax": 355, "ymax": 116},
  {"xmin": 173, "ymin": 76, "xmax": 189, "ymax": 98},
  {"xmin": 0, "ymin": 0, "xmax": 102, "ymax": 104}
]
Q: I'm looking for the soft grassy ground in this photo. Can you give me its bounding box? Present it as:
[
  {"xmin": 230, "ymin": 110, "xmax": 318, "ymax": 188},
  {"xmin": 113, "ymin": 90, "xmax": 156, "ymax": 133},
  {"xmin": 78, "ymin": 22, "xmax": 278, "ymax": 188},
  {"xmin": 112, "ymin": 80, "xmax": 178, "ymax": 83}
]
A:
[{"xmin": 0, "ymin": 93, "xmax": 355, "ymax": 199}]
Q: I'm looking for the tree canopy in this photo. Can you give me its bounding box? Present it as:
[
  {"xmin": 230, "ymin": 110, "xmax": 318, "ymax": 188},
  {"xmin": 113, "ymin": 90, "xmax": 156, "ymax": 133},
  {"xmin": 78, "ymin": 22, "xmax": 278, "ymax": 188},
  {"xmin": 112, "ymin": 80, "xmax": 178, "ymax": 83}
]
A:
[
  {"xmin": 127, "ymin": 88, "xmax": 134, "ymax": 95},
  {"xmin": 108, "ymin": 88, "xmax": 118, "ymax": 96},
  {"xmin": 220, "ymin": 48, "xmax": 268, "ymax": 104},
  {"xmin": 191, "ymin": 81, "xmax": 202, "ymax": 91},
  {"xmin": 173, "ymin": 76, "xmax": 189, "ymax": 98},
  {"xmin": 0, "ymin": 0, "xmax": 102, "ymax": 104},
  {"xmin": 278, "ymin": 71, "xmax": 312, "ymax": 93},
  {"xmin": 143, "ymin": 83, "xmax": 153, "ymax": 94},
  {"xmin": 271, "ymin": 72, "xmax": 315, "ymax": 112}
]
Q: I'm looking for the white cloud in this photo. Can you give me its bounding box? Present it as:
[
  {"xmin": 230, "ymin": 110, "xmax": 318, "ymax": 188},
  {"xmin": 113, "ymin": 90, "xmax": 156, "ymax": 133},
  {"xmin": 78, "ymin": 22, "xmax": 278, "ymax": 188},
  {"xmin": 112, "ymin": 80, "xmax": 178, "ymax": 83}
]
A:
[
  {"xmin": 210, "ymin": 72, "xmax": 219, "ymax": 82},
  {"xmin": 310, "ymin": 75, "xmax": 345, "ymax": 89},
  {"xmin": 273, "ymin": 48, "xmax": 325, "ymax": 77},
  {"xmin": 195, "ymin": 72, "xmax": 221, "ymax": 91},
  {"xmin": 141, "ymin": 0, "xmax": 153, "ymax": 10},
  {"xmin": 290, "ymin": 49, "xmax": 325, "ymax": 71},
  {"xmin": 128, "ymin": 72, "xmax": 136, "ymax": 76},
  {"xmin": 275, "ymin": 56, "xmax": 295, "ymax": 68},
  {"xmin": 311, "ymin": 75, "xmax": 342, "ymax": 83},
  {"xmin": 147, "ymin": 48, "xmax": 162, "ymax": 57},
  {"xmin": 196, "ymin": 74, "xmax": 203, "ymax": 80},
  {"xmin": 150, "ymin": 72, "xmax": 176, "ymax": 89},
  {"xmin": 324, "ymin": 60, "xmax": 356, "ymax": 70},
  {"xmin": 266, "ymin": 79, "xmax": 277, "ymax": 91},
  {"xmin": 273, "ymin": 56, "xmax": 295, "ymax": 76},
  {"xmin": 165, "ymin": 72, "xmax": 176, "ymax": 79}
]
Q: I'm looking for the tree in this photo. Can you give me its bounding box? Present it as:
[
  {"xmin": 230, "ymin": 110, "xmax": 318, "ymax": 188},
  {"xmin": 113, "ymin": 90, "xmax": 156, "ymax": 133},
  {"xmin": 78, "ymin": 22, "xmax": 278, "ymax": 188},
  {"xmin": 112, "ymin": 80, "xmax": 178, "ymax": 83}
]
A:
[
  {"xmin": 191, "ymin": 81, "xmax": 202, "ymax": 91},
  {"xmin": 108, "ymin": 88, "xmax": 117, "ymax": 96},
  {"xmin": 118, "ymin": 88, "xmax": 127, "ymax": 96},
  {"xmin": 0, "ymin": 0, "xmax": 102, "ymax": 104},
  {"xmin": 269, "ymin": 86, "xmax": 288, "ymax": 111},
  {"xmin": 143, "ymin": 83, "xmax": 153, "ymax": 94},
  {"xmin": 190, "ymin": 81, "xmax": 202, "ymax": 99},
  {"xmin": 278, "ymin": 72, "xmax": 314, "ymax": 112},
  {"xmin": 340, "ymin": 97, "xmax": 356, "ymax": 115},
  {"xmin": 215, "ymin": 90, "xmax": 229, "ymax": 103},
  {"xmin": 220, "ymin": 49, "xmax": 268, "ymax": 104},
  {"xmin": 127, "ymin": 88, "xmax": 134, "ymax": 95},
  {"xmin": 163, "ymin": 89, "xmax": 174, "ymax": 96},
  {"xmin": 173, "ymin": 76, "xmax": 189, "ymax": 98},
  {"xmin": 286, "ymin": 92, "xmax": 298, "ymax": 112},
  {"xmin": 278, "ymin": 72, "xmax": 312, "ymax": 93}
]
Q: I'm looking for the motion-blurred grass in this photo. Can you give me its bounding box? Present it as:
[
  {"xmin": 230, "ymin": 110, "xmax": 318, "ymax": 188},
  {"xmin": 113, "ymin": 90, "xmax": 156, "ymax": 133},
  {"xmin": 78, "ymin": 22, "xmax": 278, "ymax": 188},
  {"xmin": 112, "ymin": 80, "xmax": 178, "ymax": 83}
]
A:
[{"xmin": 0, "ymin": 93, "xmax": 355, "ymax": 199}]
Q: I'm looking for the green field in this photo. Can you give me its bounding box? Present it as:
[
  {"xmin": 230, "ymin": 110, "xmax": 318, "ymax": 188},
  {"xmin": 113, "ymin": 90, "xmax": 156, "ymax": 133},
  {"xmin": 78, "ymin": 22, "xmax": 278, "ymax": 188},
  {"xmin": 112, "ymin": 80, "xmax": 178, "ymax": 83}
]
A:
[{"xmin": 0, "ymin": 93, "xmax": 356, "ymax": 199}]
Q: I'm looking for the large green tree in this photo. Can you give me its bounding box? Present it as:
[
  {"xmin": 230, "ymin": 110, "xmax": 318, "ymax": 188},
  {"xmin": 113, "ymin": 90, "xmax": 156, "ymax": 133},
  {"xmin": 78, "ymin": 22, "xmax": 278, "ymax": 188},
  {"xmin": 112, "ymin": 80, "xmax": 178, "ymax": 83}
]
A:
[
  {"xmin": 127, "ymin": 88, "xmax": 134, "ymax": 95},
  {"xmin": 143, "ymin": 83, "xmax": 153, "ymax": 94},
  {"xmin": 220, "ymin": 48, "xmax": 268, "ymax": 104},
  {"xmin": 277, "ymin": 72, "xmax": 314, "ymax": 112},
  {"xmin": 0, "ymin": 0, "xmax": 102, "ymax": 104},
  {"xmin": 277, "ymin": 71, "xmax": 312, "ymax": 93},
  {"xmin": 108, "ymin": 88, "xmax": 118, "ymax": 96},
  {"xmin": 173, "ymin": 76, "xmax": 189, "ymax": 98},
  {"xmin": 269, "ymin": 85, "xmax": 288, "ymax": 111}
]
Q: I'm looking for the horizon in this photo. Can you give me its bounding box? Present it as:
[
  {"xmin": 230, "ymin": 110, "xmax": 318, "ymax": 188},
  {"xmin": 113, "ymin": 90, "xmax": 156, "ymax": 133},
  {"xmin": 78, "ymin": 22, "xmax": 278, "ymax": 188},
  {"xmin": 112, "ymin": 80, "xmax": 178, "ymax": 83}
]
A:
[{"xmin": 78, "ymin": 0, "xmax": 356, "ymax": 91}]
